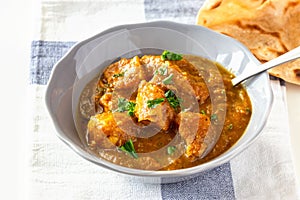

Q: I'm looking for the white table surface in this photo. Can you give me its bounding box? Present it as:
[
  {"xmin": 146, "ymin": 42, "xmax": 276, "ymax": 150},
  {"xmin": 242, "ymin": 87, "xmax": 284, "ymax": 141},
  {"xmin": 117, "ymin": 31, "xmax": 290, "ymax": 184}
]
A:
[
  {"xmin": 1, "ymin": 0, "xmax": 299, "ymax": 199},
  {"xmin": 286, "ymin": 83, "xmax": 300, "ymax": 180}
]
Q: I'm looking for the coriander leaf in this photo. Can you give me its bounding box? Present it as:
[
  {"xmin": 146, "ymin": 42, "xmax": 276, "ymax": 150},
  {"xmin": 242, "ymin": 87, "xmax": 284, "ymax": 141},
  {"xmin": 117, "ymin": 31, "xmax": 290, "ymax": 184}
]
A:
[
  {"xmin": 167, "ymin": 97, "xmax": 181, "ymax": 109},
  {"xmin": 113, "ymin": 72, "xmax": 124, "ymax": 78},
  {"xmin": 115, "ymin": 98, "xmax": 136, "ymax": 116},
  {"xmin": 147, "ymin": 98, "xmax": 165, "ymax": 108},
  {"xmin": 161, "ymin": 50, "xmax": 183, "ymax": 61},
  {"xmin": 162, "ymin": 73, "xmax": 173, "ymax": 85},
  {"xmin": 159, "ymin": 66, "xmax": 168, "ymax": 75},
  {"xmin": 116, "ymin": 98, "xmax": 128, "ymax": 112},
  {"xmin": 126, "ymin": 101, "xmax": 136, "ymax": 116},
  {"xmin": 119, "ymin": 139, "xmax": 138, "ymax": 159},
  {"xmin": 210, "ymin": 114, "xmax": 218, "ymax": 122},
  {"xmin": 200, "ymin": 110, "xmax": 206, "ymax": 115},
  {"xmin": 165, "ymin": 89, "xmax": 175, "ymax": 98},
  {"xmin": 167, "ymin": 146, "xmax": 176, "ymax": 155},
  {"xmin": 165, "ymin": 90, "xmax": 182, "ymax": 109},
  {"xmin": 154, "ymin": 65, "xmax": 168, "ymax": 76}
]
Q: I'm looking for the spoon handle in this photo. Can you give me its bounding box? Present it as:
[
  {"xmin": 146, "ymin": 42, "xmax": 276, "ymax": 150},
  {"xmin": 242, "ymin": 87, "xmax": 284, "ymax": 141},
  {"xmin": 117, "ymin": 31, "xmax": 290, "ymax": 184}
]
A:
[{"xmin": 232, "ymin": 46, "xmax": 300, "ymax": 86}]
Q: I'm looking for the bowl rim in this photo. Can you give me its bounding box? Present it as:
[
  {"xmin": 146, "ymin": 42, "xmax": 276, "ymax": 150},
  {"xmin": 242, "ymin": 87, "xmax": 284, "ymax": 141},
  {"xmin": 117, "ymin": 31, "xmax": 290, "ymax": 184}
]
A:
[{"xmin": 45, "ymin": 20, "xmax": 273, "ymax": 178}]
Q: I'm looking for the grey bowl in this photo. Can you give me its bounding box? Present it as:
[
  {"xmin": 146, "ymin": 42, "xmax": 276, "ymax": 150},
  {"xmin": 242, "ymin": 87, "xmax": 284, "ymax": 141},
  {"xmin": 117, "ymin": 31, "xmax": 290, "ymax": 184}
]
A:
[{"xmin": 45, "ymin": 21, "xmax": 273, "ymax": 183}]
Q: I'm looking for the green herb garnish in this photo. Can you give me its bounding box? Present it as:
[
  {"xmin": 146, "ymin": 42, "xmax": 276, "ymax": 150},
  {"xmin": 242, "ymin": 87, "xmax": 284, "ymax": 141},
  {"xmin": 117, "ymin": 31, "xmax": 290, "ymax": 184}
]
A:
[
  {"xmin": 115, "ymin": 98, "xmax": 136, "ymax": 116},
  {"xmin": 155, "ymin": 65, "xmax": 168, "ymax": 76},
  {"xmin": 165, "ymin": 90, "xmax": 175, "ymax": 98},
  {"xmin": 147, "ymin": 98, "xmax": 165, "ymax": 108},
  {"xmin": 119, "ymin": 139, "xmax": 138, "ymax": 159},
  {"xmin": 161, "ymin": 50, "xmax": 183, "ymax": 61},
  {"xmin": 228, "ymin": 123, "xmax": 233, "ymax": 130},
  {"xmin": 167, "ymin": 146, "xmax": 176, "ymax": 155},
  {"xmin": 126, "ymin": 101, "xmax": 136, "ymax": 116},
  {"xmin": 113, "ymin": 72, "xmax": 124, "ymax": 78},
  {"xmin": 116, "ymin": 98, "xmax": 128, "ymax": 112},
  {"xmin": 165, "ymin": 90, "xmax": 182, "ymax": 109},
  {"xmin": 200, "ymin": 110, "xmax": 206, "ymax": 115},
  {"xmin": 210, "ymin": 114, "xmax": 218, "ymax": 122},
  {"xmin": 162, "ymin": 73, "xmax": 174, "ymax": 85}
]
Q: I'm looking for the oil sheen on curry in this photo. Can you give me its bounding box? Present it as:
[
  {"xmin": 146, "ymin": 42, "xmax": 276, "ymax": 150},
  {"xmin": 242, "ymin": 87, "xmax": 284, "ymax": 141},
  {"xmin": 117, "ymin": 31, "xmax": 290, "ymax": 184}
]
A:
[{"xmin": 78, "ymin": 50, "xmax": 252, "ymax": 170}]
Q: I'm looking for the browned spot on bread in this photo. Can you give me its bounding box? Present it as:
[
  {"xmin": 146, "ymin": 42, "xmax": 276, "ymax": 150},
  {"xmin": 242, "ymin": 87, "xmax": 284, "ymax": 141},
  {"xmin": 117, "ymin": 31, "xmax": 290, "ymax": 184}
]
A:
[
  {"xmin": 210, "ymin": 0, "xmax": 222, "ymax": 9},
  {"xmin": 294, "ymin": 69, "xmax": 300, "ymax": 77}
]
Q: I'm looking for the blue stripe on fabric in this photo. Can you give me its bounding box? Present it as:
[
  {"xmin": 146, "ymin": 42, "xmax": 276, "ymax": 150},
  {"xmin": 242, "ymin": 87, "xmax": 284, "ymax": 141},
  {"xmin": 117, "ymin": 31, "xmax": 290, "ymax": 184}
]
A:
[
  {"xmin": 270, "ymin": 75, "xmax": 286, "ymax": 86},
  {"xmin": 30, "ymin": 40, "xmax": 76, "ymax": 85},
  {"xmin": 161, "ymin": 162, "xmax": 236, "ymax": 200},
  {"xmin": 144, "ymin": 0, "xmax": 206, "ymax": 24}
]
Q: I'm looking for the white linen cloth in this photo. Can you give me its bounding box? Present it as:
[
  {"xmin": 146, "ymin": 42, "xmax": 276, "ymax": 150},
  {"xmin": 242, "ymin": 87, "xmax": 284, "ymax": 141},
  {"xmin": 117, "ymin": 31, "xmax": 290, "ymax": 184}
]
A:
[{"xmin": 28, "ymin": 0, "xmax": 300, "ymax": 199}]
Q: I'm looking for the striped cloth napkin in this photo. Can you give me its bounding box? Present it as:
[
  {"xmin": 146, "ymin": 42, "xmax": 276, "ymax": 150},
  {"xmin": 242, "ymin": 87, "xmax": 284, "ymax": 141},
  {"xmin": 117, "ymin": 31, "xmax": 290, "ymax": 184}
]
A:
[{"xmin": 28, "ymin": 0, "xmax": 300, "ymax": 199}]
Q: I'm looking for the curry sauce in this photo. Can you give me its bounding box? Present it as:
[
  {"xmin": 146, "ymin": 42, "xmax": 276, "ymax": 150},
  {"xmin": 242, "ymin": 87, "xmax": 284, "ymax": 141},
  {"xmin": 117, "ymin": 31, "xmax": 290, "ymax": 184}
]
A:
[{"xmin": 77, "ymin": 52, "xmax": 252, "ymax": 170}]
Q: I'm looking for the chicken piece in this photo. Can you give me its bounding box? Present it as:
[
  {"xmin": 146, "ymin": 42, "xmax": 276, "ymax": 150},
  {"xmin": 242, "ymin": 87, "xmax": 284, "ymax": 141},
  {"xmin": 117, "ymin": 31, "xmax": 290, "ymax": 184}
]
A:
[
  {"xmin": 141, "ymin": 55, "xmax": 210, "ymax": 104},
  {"xmin": 173, "ymin": 58, "xmax": 210, "ymax": 104},
  {"xmin": 101, "ymin": 58, "xmax": 131, "ymax": 87},
  {"xmin": 87, "ymin": 112, "xmax": 136, "ymax": 149},
  {"xmin": 181, "ymin": 55, "xmax": 228, "ymax": 104},
  {"xmin": 97, "ymin": 56, "xmax": 148, "ymax": 99},
  {"xmin": 148, "ymin": 61, "xmax": 187, "ymax": 101},
  {"xmin": 148, "ymin": 60, "xmax": 183, "ymax": 85},
  {"xmin": 99, "ymin": 92, "xmax": 112, "ymax": 111},
  {"xmin": 135, "ymin": 81, "xmax": 175, "ymax": 131},
  {"xmin": 140, "ymin": 55, "xmax": 168, "ymax": 78},
  {"xmin": 176, "ymin": 112, "xmax": 212, "ymax": 159},
  {"xmin": 148, "ymin": 59, "xmax": 209, "ymax": 110},
  {"xmin": 114, "ymin": 56, "xmax": 148, "ymax": 98},
  {"xmin": 186, "ymin": 75, "xmax": 210, "ymax": 104}
]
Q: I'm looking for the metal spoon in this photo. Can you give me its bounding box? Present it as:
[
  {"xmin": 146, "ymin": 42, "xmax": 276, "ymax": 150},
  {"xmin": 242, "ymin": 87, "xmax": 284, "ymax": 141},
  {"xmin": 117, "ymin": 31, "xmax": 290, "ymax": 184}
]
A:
[{"xmin": 231, "ymin": 46, "xmax": 300, "ymax": 86}]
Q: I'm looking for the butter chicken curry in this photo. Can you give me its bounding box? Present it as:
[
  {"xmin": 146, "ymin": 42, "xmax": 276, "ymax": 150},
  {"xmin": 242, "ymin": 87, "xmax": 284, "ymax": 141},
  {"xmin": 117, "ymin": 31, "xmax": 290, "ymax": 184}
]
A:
[{"xmin": 77, "ymin": 50, "xmax": 252, "ymax": 170}]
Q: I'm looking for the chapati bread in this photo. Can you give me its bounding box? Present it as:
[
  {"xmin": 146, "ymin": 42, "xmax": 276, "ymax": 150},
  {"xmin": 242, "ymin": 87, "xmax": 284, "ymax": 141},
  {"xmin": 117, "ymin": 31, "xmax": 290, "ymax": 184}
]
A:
[{"xmin": 197, "ymin": 0, "xmax": 300, "ymax": 85}]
